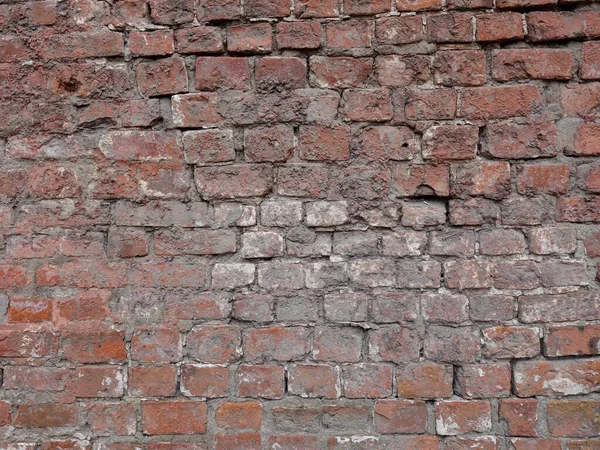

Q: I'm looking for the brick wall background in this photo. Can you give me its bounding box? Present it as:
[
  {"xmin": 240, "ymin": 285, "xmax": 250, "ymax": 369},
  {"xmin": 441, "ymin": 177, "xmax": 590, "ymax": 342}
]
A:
[{"xmin": 1, "ymin": 0, "xmax": 600, "ymax": 448}]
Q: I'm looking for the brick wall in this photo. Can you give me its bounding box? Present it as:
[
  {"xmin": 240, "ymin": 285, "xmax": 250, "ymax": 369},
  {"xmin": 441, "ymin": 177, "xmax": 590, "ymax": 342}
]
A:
[{"xmin": 1, "ymin": 0, "xmax": 600, "ymax": 448}]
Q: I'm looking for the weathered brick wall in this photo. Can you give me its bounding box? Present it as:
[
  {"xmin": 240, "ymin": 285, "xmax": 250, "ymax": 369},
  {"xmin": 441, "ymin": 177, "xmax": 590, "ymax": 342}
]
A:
[{"xmin": 1, "ymin": 0, "xmax": 600, "ymax": 448}]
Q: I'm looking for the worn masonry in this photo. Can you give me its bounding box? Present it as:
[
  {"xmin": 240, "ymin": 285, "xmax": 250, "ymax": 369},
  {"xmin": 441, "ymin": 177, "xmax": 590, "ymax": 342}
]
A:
[{"xmin": 0, "ymin": 0, "xmax": 600, "ymax": 449}]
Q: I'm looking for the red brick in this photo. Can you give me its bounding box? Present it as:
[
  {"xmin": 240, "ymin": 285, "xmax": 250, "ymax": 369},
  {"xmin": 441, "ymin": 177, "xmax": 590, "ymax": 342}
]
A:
[
  {"xmin": 376, "ymin": 55, "xmax": 430, "ymax": 87},
  {"xmin": 402, "ymin": 201, "xmax": 446, "ymax": 229},
  {"xmin": 216, "ymin": 433, "xmax": 261, "ymax": 450},
  {"xmin": 498, "ymin": 0, "xmax": 556, "ymax": 7},
  {"xmin": 511, "ymin": 439, "xmax": 561, "ymax": 450},
  {"xmin": 354, "ymin": 126, "xmax": 414, "ymax": 161},
  {"xmin": 585, "ymin": 231, "xmax": 600, "ymax": 257},
  {"xmin": 142, "ymin": 401, "xmax": 207, "ymax": 435},
  {"xmin": 278, "ymin": 165, "xmax": 328, "ymax": 197},
  {"xmin": 375, "ymin": 16, "xmax": 424, "ymax": 44},
  {"xmin": 342, "ymin": 89, "xmax": 392, "ymax": 122},
  {"xmin": 195, "ymin": 57, "xmax": 250, "ymax": 91},
  {"xmin": 288, "ymin": 364, "xmax": 340, "ymax": 399},
  {"xmin": 529, "ymin": 227, "xmax": 576, "ymax": 255},
  {"xmin": 573, "ymin": 123, "xmax": 600, "ymax": 156},
  {"xmin": 374, "ymin": 400, "xmax": 427, "ymax": 434},
  {"xmin": 484, "ymin": 120, "xmax": 558, "ymax": 159},
  {"xmin": 582, "ymin": 41, "xmax": 600, "ymax": 80},
  {"xmin": 268, "ymin": 435, "xmax": 318, "ymax": 449},
  {"xmin": 342, "ymin": 363, "xmax": 393, "ymax": 398},
  {"xmin": 561, "ymin": 83, "xmax": 600, "ymax": 120},
  {"xmin": 395, "ymin": 164, "xmax": 449, "ymax": 197},
  {"xmin": 547, "ymin": 400, "xmax": 600, "ymax": 437},
  {"xmin": 310, "ymin": 56, "xmax": 372, "ymax": 89},
  {"xmin": 451, "ymin": 161, "xmax": 511, "ymax": 200},
  {"xmin": 515, "ymin": 359, "xmax": 600, "ymax": 397},
  {"xmin": 232, "ymin": 293, "xmax": 273, "ymax": 322},
  {"xmin": 369, "ymin": 291, "xmax": 417, "ymax": 322},
  {"xmin": 130, "ymin": 327, "xmax": 180, "ymax": 363},
  {"xmin": 7, "ymin": 296, "xmax": 52, "ymax": 323},
  {"xmin": 172, "ymin": 93, "xmax": 221, "ymax": 127},
  {"xmin": 0, "ymin": 265, "xmax": 31, "ymax": 288},
  {"xmin": 405, "ymin": 89, "xmax": 457, "ymax": 120},
  {"xmin": 87, "ymin": 402, "xmax": 136, "ymax": 436},
  {"xmin": 187, "ymin": 325, "xmax": 241, "ymax": 364},
  {"xmin": 255, "ymin": 57, "xmax": 307, "ymax": 92},
  {"xmin": 182, "ymin": 129, "xmax": 234, "ymax": 163},
  {"xmin": 236, "ymin": 365, "xmax": 285, "ymax": 399},
  {"xmin": 181, "ymin": 364, "xmax": 229, "ymax": 398},
  {"xmin": 109, "ymin": 0, "xmax": 149, "ymax": 27},
  {"xmin": 397, "ymin": 0, "xmax": 442, "ymax": 10},
  {"xmin": 295, "ymin": 0, "xmax": 339, "ymax": 17},
  {"xmin": 136, "ymin": 56, "xmax": 188, "ymax": 97},
  {"xmin": 422, "ymin": 125, "xmax": 478, "ymax": 161},
  {"xmin": 78, "ymin": 98, "xmax": 160, "ymax": 128},
  {"xmin": 155, "ymin": 229, "xmax": 235, "ymax": 256},
  {"xmin": 313, "ymin": 326, "xmax": 362, "ymax": 362},
  {"xmin": 37, "ymin": 259, "xmax": 128, "ymax": 288},
  {"xmin": 527, "ymin": 12, "xmax": 586, "ymax": 42},
  {"xmin": 433, "ymin": 50, "xmax": 486, "ymax": 86},
  {"xmin": 516, "ymin": 164, "xmax": 570, "ymax": 195},
  {"xmin": 369, "ymin": 326, "xmax": 420, "ymax": 362},
  {"xmin": 175, "ymin": 26, "xmax": 224, "ymax": 53},
  {"xmin": 483, "ymin": 326, "xmax": 541, "ymax": 359},
  {"xmin": 427, "ymin": 13, "xmax": 473, "ymax": 43},
  {"xmin": 444, "ymin": 437, "xmax": 498, "ymax": 450},
  {"xmin": 476, "ymin": 12, "xmax": 524, "ymax": 42},
  {"xmin": 326, "ymin": 20, "xmax": 371, "ymax": 50},
  {"xmin": 397, "ymin": 363, "xmax": 453, "ymax": 399},
  {"xmin": 73, "ymin": 365, "xmax": 123, "ymax": 397},
  {"xmin": 129, "ymin": 365, "xmax": 177, "ymax": 397},
  {"xmin": 460, "ymin": 85, "xmax": 542, "ymax": 119},
  {"xmin": 244, "ymin": 0, "xmax": 290, "ymax": 17},
  {"xmin": 148, "ymin": 0, "xmax": 194, "ymax": 24},
  {"xmin": 197, "ymin": 0, "xmax": 241, "ymax": 21},
  {"xmin": 545, "ymin": 325, "xmax": 600, "ymax": 357},
  {"xmin": 422, "ymin": 292, "xmax": 469, "ymax": 323},
  {"xmin": 456, "ymin": 363, "xmax": 511, "ymax": 398},
  {"xmin": 14, "ymin": 403, "xmax": 78, "ymax": 428},
  {"xmin": 493, "ymin": 49, "xmax": 573, "ymax": 81},
  {"xmin": 277, "ymin": 22, "xmax": 322, "ymax": 49},
  {"xmin": 578, "ymin": 163, "xmax": 600, "ymax": 192},
  {"xmin": 194, "ymin": 165, "xmax": 273, "ymax": 200},
  {"xmin": 245, "ymin": 326, "xmax": 310, "ymax": 361},
  {"xmin": 129, "ymin": 30, "xmax": 174, "ymax": 57},
  {"xmin": 557, "ymin": 196, "xmax": 600, "ymax": 223},
  {"xmin": 62, "ymin": 327, "xmax": 126, "ymax": 363},
  {"xmin": 244, "ymin": 125, "xmax": 294, "ymax": 162},
  {"xmin": 345, "ymin": 0, "xmax": 389, "ymax": 15},
  {"xmin": 298, "ymin": 125, "xmax": 350, "ymax": 161},
  {"xmin": 565, "ymin": 440, "xmax": 600, "ymax": 450},
  {"xmin": 492, "ymin": 260, "xmax": 539, "ymax": 290},
  {"xmin": 216, "ymin": 402, "xmax": 262, "ymax": 430},
  {"xmin": 479, "ymin": 229, "xmax": 526, "ymax": 256},
  {"xmin": 227, "ymin": 24, "xmax": 272, "ymax": 53},
  {"xmin": 0, "ymin": 402, "xmax": 10, "ymax": 427},
  {"xmin": 520, "ymin": 291, "xmax": 600, "ymax": 322},
  {"xmin": 425, "ymin": 326, "xmax": 481, "ymax": 363},
  {"xmin": 500, "ymin": 399, "xmax": 539, "ymax": 437},
  {"xmin": 106, "ymin": 228, "xmax": 149, "ymax": 259},
  {"xmin": 27, "ymin": 164, "xmax": 82, "ymax": 198},
  {"xmin": 30, "ymin": 31, "xmax": 124, "ymax": 59},
  {"xmin": 54, "ymin": 289, "xmax": 112, "ymax": 323},
  {"xmin": 435, "ymin": 400, "xmax": 492, "ymax": 435}
]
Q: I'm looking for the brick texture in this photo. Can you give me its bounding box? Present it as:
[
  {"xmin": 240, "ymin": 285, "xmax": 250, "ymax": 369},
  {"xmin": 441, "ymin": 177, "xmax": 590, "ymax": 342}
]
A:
[{"xmin": 0, "ymin": 0, "xmax": 598, "ymax": 448}]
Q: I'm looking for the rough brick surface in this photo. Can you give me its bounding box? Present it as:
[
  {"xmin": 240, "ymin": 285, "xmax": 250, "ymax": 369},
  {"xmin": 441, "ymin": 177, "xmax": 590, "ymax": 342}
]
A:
[{"xmin": 1, "ymin": 0, "xmax": 598, "ymax": 447}]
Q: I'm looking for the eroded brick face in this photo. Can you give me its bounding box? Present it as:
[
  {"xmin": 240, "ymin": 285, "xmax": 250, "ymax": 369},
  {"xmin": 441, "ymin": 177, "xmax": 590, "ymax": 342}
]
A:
[{"xmin": 1, "ymin": 0, "xmax": 599, "ymax": 448}]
